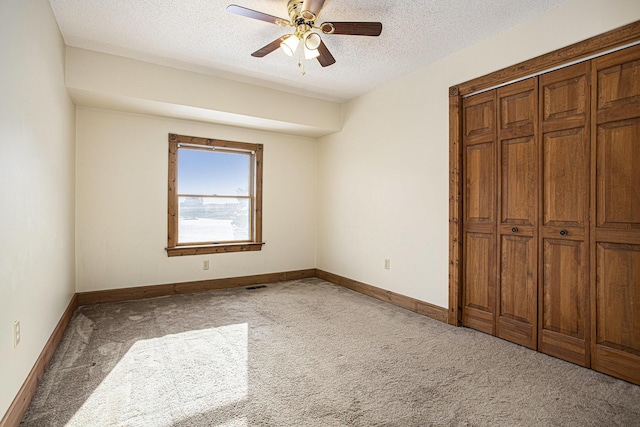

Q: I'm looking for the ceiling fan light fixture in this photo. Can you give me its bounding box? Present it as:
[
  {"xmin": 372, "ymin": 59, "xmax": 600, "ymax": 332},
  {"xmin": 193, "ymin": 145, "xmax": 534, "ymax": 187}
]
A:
[
  {"xmin": 304, "ymin": 47, "xmax": 320, "ymax": 60},
  {"xmin": 301, "ymin": 10, "xmax": 316, "ymax": 21},
  {"xmin": 320, "ymin": 22, "xmax": 335, "ymax": 34},
  {"xmin": 303, "ymin": 31, "xmax": 321, "ymax": 50},
  {"xmin": 280, "ymin": 34, "xmax": 299, "ymax": 56}
]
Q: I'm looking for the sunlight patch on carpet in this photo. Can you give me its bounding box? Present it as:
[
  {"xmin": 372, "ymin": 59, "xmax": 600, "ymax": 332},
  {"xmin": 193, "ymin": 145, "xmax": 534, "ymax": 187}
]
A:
[{"xmin": 66, "ymin": 323, "xmax": 248, "ymax": 426}]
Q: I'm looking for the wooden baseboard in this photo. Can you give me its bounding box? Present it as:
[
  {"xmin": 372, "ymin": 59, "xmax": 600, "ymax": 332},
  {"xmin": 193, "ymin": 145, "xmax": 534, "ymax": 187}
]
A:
[
  {"xmin": 76, "ymin": 269, "xmax": 317, "ymax": 305},
  {"xmin": 0, "ymin": 294, "xmax": 78, "ymax": 427},
  {"xmin": 315, "ymin": 269, "xmax": 449, "ymax": 323}
]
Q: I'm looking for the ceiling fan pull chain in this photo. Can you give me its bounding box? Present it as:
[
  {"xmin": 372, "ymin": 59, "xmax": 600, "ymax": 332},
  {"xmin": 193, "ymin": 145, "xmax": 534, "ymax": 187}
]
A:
[{"xmin": 298, "ymin": 45, "xmax": 306, "ymax": 75}]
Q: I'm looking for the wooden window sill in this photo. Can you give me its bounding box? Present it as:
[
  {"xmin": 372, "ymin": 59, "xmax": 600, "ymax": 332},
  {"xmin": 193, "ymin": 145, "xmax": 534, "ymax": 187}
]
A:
[{"xmin": 166, "ymin": 242, "xmax": 265, "ymax": 257}]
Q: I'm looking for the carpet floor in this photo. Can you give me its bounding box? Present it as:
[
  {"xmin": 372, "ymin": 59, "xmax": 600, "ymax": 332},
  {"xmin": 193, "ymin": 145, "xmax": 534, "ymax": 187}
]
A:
[{"xmin": 20, "ymin": 278, "xmax": 640, "ymax": 426}]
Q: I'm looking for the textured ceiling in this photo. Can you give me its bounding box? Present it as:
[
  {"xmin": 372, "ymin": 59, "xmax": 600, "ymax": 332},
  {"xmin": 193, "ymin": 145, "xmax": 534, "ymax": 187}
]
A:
[{"xmin": 49, "ymin": 0, "xmax": 569, "ymax": 103}]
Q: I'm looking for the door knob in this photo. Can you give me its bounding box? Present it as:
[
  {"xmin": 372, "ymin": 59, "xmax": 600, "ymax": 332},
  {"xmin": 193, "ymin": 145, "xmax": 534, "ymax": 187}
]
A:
[
  {"xmin": 560, "ymin": 229, "xmax": 568, "ymax": 236},
  {"xmin": 511, "ymin": 227, "xmax": 518, "ymax": 233}
]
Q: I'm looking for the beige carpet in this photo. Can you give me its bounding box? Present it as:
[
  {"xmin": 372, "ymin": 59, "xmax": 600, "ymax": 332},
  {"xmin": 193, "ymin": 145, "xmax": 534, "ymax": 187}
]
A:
[{"xmin": 20, "ymin": 278, "xmax": 640, "ymax": 426}]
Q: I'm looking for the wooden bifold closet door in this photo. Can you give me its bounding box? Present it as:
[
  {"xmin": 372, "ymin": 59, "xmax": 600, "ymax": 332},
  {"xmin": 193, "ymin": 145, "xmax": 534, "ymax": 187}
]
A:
[
  {"xmin": 496, "ymin": 78, "xmax": 538, "ymax": 350},
  {"xmin": 591, "ymin": 45, "xmax": 640, "ymax": 384},
  {"xmin": 460, "ymin": 44, "xmax": 640, "ymax": 384},
  {"xmin": 461, "ymin": 90, "xmax": 497, "ymax": 336},
  {"xmin": 538, "ymin": 62, "xmax": 591, "ymax": 366},
  {"xmin": 461, "ymin": 80, "xmax": 541, "ymax": 347}
]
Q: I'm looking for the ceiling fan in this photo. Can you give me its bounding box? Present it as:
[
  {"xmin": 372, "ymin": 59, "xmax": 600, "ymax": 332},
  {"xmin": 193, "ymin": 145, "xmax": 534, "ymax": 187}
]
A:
[{"xmin": 227, "ymin": 0, "xmax": 382, "ymax": 69}]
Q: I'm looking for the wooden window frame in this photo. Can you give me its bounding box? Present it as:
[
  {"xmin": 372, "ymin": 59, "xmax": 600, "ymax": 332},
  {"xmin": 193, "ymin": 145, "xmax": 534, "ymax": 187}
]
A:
[
  {"xmin": 448, "ymin": 21, "xmax": 640, "ymax": 326},
  {"xmin": 166, "ymin": 133, "xmax": 264, "ymax": 257}
]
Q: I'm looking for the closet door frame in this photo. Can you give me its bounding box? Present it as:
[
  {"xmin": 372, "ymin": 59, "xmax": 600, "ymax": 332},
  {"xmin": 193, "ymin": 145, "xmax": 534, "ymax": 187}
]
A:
[{"xmin": 449, "ymin": 20, "xmax": 640, "ymax": 327}]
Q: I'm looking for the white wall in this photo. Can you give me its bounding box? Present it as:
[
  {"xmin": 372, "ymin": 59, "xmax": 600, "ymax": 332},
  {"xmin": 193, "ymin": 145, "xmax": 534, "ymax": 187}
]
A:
[
  {"xmin": 316, "ymin": 0, "xmax": 640, "ymax": 308},
  {"xmin": 76, "ymin": 108, "xmax": 317, "ymax": 292},
  {"xmin": 0, "ymin": 0, "xmax": 76, "ymax": 418}
]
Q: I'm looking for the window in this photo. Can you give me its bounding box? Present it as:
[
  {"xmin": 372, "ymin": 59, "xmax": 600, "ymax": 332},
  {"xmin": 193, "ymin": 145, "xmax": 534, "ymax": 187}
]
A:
[{"xmin": 166, "ymin": 133, "xmax": 263, "ymax": 256}]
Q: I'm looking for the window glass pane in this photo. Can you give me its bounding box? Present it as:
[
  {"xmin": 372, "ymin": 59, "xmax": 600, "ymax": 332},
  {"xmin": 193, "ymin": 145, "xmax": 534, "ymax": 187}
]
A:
[
  {"xmin": 178, "ymin": 197, "xmax": 250, "ymax": 243},
  {"xmin": 178, "ymin": 149, "xmax": 250, "ymax": 196}
]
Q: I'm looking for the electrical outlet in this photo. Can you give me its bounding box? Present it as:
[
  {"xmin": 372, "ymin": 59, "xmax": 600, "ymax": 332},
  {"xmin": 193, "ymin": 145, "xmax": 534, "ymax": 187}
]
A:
[
  {"xmin": 203, "ymin": 260, "xmax": 210, "ymax": 270},
  {"xmin": 13, "ymin": 320, "xmax": 20, "ymax": 348},
  {"xmin": 384, "ymin": 259, "xmax": 391, "ymax": 270}
]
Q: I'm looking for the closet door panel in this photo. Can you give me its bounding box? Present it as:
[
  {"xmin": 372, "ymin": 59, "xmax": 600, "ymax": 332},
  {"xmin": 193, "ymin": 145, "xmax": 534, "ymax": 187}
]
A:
[
  {"xmin": 596, "ymin": 119, "xmax": 640, "ymax": 229},
  {"xmin": 542, "ymin": 128, "xmax": 588, "ymax": 227},
  {"xmin": 592, "ymin": 45, "xmax": 640, "ymax": 384},
  {"xmin": 462, "ymin": 91, "xmax": 497, "ymax": 335},
  {"xmin": 593, "ymin": 242, "xmax": 640, "ymax": 383},
  {"xmin": 465, "ymin": 96, "xmax": 496, "ymax": 139},
  {"xmin": 595, "ymin": 243, "xmax": 640, "ymax": 355},
  {"xmin": 496, "ymin": 78, "xmax": 538, "ymax": 349},
  {"xmin": 501, "ymin": 136, "xmax": 536, "ymax": 225},
  {"xmin": 540, "ymin": 238, "xmax": 588, "ymax": 365},
  {"xmin": 595, "ymin": 48, "xmax": 640, "ymax": 124},
  {"xmin": 541, "ymin": 70, "xmax": 589, "ymax": 131},
  {"xmin": 466, "ymin": 143, "xmax": 495, "ymax": 226},
  {"xmin": 539, "ymin": 62, "xmax": 591, "ymax": 366},
  {"xmin": 463, "ymin": 232, "xmax": 496, "ymax": 334},
  {"xmin": 542, "ymin": 239, "xmax": 586, "ymax": 337},
  {"xmin": 498, "ymin": 234, "xmax": 537, "ymax": 347}
]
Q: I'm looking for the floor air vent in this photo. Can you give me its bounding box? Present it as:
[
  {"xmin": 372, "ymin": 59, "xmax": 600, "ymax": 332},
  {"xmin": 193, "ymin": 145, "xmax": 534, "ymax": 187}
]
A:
[{"xmin": 246, "ymin": 285, "xmax": 267, "ymax": 290}]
